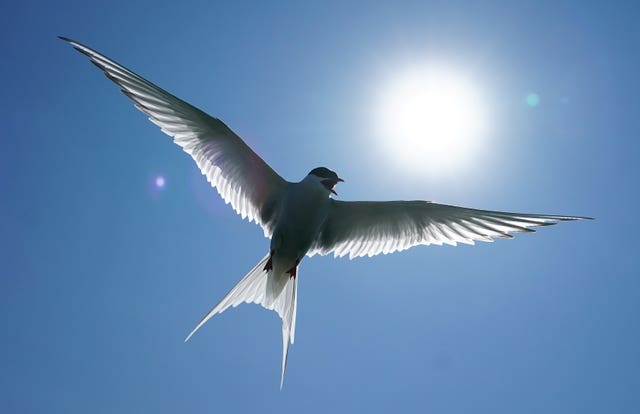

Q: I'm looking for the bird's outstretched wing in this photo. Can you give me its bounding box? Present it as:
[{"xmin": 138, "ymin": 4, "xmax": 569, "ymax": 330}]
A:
[
  {"xmin": 60, "ymin": 37, "xmax": 287, "ymax": 236},
  {"xmin": 309, "ymin": 200, "xmax": 591, "ymax": 259}
]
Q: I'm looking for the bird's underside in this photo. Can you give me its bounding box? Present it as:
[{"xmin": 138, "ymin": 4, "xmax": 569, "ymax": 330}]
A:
[{"xmin": 60, "ymin": 36, "xmax": 592, "ymax": 389}]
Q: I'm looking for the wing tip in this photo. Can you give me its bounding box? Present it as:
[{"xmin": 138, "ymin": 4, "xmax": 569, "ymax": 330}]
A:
[
  {"xmin": 58, "ymin": 35, "xmax": 84, "ymax": 51},
  {"xmin": 543, "ymin": 215, "xmax": 594, "ymax": 224},
  {"xmin": 567, "ymin": 216, "xmax": 594, "ymax": 221}
]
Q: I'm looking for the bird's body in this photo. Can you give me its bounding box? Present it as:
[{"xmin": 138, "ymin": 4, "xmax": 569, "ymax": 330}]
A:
[
  {"xmin": 60, "ymin": 36, "xmax": 591, "ymax": 389},
  {"xmin": 271, "ymin": 174, "xmax": 333, "ymax": 273}
]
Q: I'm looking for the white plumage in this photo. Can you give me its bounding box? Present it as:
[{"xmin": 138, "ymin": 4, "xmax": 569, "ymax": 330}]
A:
[
  {"xmin": 309, "ymin": 201, "xmax": 582, "ymax": 259},
  {"xmin": 184, "ymin": 254, "xmax": 298, "ymax": 389}
]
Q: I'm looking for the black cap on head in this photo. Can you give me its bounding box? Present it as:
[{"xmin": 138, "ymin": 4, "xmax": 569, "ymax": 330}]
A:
[{"xmin": 309, "ymin": 167, "xmax": 339, "ymax": 180}]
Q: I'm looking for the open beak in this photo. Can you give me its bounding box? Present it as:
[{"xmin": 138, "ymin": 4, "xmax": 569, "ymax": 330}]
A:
[
  {"xmin": 332, "ymin": 178, "xmax": 344, "ymax": 195},
  {"xmin": 323, "ymin": 178, "xmax": 344, "ymax": 196}
]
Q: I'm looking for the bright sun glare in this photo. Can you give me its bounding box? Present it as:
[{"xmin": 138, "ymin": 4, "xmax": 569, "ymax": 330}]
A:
[{"xmin": 378, "ymin": 66, "xmax": 489, "ymax": 175}]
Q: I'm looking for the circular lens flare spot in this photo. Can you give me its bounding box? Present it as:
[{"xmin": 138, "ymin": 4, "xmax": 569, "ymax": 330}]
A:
[
  {"xmin": 155, "ymin": 175, "xmax": 166, "ymax": 189},
  {"xmin": 525, "ymin": 93, "xmax": 540, "ymax": 107}
]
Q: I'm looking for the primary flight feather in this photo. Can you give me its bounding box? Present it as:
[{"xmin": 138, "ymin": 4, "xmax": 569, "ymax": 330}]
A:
[{"xmin": 60, "ymin": 36, "xmax": 591, "ymax": 388}]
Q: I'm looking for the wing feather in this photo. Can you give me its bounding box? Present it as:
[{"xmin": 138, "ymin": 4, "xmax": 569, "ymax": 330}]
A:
[
  {"xmin": 310, "ymin": 200, "xmax": 591, "ymax": 259},
  {"xmin": 61, "ymin": 37, "xmax": 287, "ymax": 236}
]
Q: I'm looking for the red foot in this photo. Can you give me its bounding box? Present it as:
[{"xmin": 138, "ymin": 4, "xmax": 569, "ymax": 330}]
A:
[
  {"xmin": 263, "ymin": 253, "xmax": 273, "ymax": 272},
  {"xmin": 286, "ymin": 267, "xmax": 297, "ymax": 279},
  {"xmin": 286, "ymin": 258, "xmax": 301, "ymax": 279}
]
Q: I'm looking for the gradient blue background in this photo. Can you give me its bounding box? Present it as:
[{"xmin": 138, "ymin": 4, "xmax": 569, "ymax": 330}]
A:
[{"xmin": 2, "ymin": 1, "xmax": 638, "ymax": 413}]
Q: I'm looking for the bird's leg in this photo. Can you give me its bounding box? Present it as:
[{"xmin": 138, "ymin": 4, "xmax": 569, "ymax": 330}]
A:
[
  {"xmin": 286, "ymin": 267, "xmax": 296, "ymax": 279},
  {"xmin": 263, "ymin": 250, "xmax": 274, "ymax": 272},
  {"xmin": 285, "ymin": 258, "xmax": 301, "ymax": 279}
]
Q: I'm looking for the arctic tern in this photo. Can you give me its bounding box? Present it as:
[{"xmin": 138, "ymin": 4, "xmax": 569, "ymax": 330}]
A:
[{"xmin": 60, "ymin": 36, "xmax": 591, "ymax": 388}]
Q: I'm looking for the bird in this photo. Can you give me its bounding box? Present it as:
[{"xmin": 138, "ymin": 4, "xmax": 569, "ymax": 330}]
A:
[{"xmin": 60, "ymin": 36, "xmax": 591, "ymax": 388}]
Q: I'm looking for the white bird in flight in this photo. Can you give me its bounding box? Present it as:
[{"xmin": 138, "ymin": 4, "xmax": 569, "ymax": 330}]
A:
[{"xmin": 60, "ymin": 36, "xmax": 591, "ymax": 388}]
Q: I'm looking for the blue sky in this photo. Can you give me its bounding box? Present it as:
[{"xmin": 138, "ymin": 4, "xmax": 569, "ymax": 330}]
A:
[{"xmin": 2, "ymin": 1, "xmax": 639, "ymax": 412}]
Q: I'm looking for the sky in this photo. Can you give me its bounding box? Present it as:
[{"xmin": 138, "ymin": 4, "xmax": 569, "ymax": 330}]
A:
[{"xmin": 2, "ymin": 1, "xmax": 639, "ymax": 413}]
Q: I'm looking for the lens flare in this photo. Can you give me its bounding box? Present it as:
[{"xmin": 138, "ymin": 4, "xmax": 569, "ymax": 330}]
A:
[
  {"xmin": 525, "ymin": 93, "xmax": 540, "ymax": 107},
  {"xmin": 155, "ymin": 176, "xmax": 166, "ymax": 189}
]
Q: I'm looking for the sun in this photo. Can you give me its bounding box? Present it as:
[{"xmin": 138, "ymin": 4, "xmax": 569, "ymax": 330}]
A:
[{"xmin": 377, "ymin": 66, "xmax": 489, "ymax": 175}]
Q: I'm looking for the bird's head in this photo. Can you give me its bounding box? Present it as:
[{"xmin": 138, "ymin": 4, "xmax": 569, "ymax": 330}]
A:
[{"xmin": 308, "ymin": 167, "xmax": 344, "ymax": 196}]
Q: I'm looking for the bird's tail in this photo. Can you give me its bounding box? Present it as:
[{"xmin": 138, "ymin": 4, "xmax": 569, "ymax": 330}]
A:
[{"xmin": 184, "ymin": 253, "xmax": 299, "ymax": 389}]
